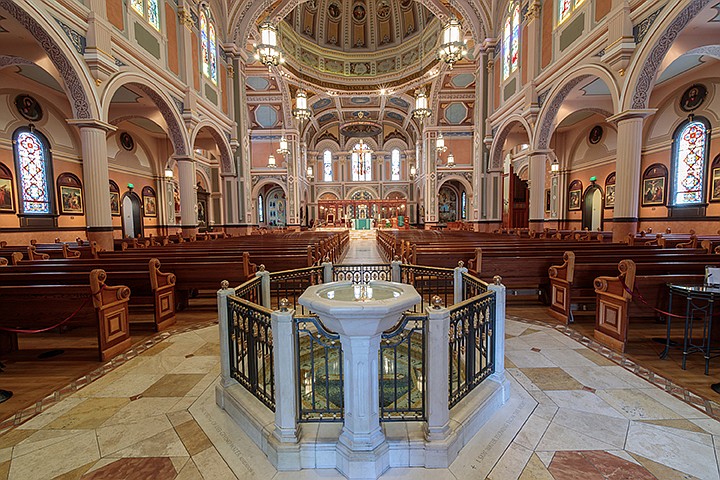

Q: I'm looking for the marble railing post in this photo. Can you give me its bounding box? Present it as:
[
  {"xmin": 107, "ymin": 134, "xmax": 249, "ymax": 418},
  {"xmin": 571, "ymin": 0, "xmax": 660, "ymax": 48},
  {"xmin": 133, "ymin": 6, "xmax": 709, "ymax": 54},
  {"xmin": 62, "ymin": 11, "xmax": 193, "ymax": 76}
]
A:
[
  {"xmin": 391, "ymin": 259, "xmax": 401, "ymax": 283},
  {"xmin": 257, "ymin": 268, "xmax": 271, "ymax": 309},
  {"xmin": 217, "ymin": 280, "xmax": 235, "ymax": 386},
  {"xmin": 453, "ymin": 262, "xmax": 468, "ymax": 304},
  {"xmin": 272, "ymin": 303, "xmax": 299, "ymax": 445},
  {"xmin": 322, "ymin": 260, "xmax": 334, "ymax": 283},
  {"xmin": 487, "ymin": 276, "xmax": 506, "ymax": 382},
  {"xmin": 425, "ymin": 301, "xmax": 450, "ymax": 442}
]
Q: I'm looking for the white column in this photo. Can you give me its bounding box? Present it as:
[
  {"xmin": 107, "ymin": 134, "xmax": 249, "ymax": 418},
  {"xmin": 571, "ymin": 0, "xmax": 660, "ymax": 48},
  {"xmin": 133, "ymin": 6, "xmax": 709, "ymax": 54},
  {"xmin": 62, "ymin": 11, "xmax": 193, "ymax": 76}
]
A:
[
  {"xmin": 606, "ymin": 110, "xmax": 655, "ymax": 241},
  {"xmin": 68, "ymin": 119, "xmax": 116, "ymax": 251},
  {"xmin": 271, "ymin": 305, "xmax": 299, "ymax": 445},
  {"xmin": 528, "ymin": 152, "xmax": 548, "ymax": 228},
  {"xmin": 175, "ymin": 155, "xmax": 198, "ymax": 232},
  {"xmin": 425, "ymin": 303, "xmax": 450, "ymax": 442}
]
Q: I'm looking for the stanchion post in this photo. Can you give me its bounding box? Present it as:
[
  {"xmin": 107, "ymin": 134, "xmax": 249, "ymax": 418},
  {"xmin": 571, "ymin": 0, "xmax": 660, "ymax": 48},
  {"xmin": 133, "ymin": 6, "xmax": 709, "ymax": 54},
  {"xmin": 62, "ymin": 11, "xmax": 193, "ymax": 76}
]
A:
[
  {"xmin": 256, "ymin": 265, "xmax": 271, "ymax": 309},
  {"xmin": 425, "ymin": 296, "xmax": 450, "ymax": 442},
  {"xmin": 488, "ymin": 275, "xmax": 506, "ymax": 379},
  {"xmin": 272, "ymin": 298, "xmax": 299, "ymax": 444},
  {"xmin": 217, "ymin": 280, "xmax": 235, "ymax": 386}
]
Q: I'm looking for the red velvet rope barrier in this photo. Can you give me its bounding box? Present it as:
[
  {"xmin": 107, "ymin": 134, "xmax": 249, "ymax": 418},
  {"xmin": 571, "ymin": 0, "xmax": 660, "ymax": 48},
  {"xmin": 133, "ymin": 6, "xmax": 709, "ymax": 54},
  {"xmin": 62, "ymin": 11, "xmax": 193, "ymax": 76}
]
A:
[
  {"xmin": 0, "ymin": 285, "xmax": 105, "ymax": 334},
  {"xmin": 620, "ymin": 278, "xmax": 700, "ymax": 319}
]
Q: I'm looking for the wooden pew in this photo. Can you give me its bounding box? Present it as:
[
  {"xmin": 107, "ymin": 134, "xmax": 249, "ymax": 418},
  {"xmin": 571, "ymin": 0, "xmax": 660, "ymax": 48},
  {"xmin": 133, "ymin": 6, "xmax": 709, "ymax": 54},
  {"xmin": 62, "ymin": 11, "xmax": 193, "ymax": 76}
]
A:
[{"xmin": 0, "ymin": 269, "xmax": 132, "ymax": 361}]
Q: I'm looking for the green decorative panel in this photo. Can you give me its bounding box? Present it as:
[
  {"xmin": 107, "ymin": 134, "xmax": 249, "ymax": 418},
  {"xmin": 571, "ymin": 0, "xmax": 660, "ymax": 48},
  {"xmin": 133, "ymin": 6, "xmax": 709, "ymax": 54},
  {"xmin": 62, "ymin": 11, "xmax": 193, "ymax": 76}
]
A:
[
  {"xmin": 204, "ymin": 84, "xmax": 218, "ymax": 104},
  {"xmin": 504, "ymin": 78, "xmax": 517, "ymax": 101},
  {"xmin": 560, "ymin": 13, "xmax": 585, "ymax": 52},
  {"xmin": 134, "ymin": 22, "xmax": 160, "ymax": 59}
]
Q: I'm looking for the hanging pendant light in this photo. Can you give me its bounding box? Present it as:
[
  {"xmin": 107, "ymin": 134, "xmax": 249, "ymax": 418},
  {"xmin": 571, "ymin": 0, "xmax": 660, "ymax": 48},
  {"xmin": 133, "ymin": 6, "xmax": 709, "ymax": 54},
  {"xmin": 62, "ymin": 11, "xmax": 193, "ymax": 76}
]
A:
[
  {"xmin": 437, "ymin": 16, "xmax": 467, "ymax": 69},
  {"xmin": 447, "ymin": 152, "xmax": 455, "ymax": 167},
  {"xmin": 292, "ymin": 89, "xmax": 312, "ymax": 122},
  {"xmin": 277, "ymin": 135, "xmax": 290, "ymax": 156},
  {"xmin": 306, "ymin": 165, "xmax": 314, "ymax": 180},
  {"xmin": 436, "ymin": 132, "xmax": 447, "ymax": 153},
  {"xmin": 267, "ymin": 154, "xmax": 277, "ymax": 168},
  {"xmin": 409, "ymin": 164, "xmax": 417, "ymax": 179},
  {"xmin": 254, "ymin": 21, "xmax": 284, "ymax": 68},
  {"xmin": 411, "ymin": 88, "xmax": 431, "ymax": 122}
]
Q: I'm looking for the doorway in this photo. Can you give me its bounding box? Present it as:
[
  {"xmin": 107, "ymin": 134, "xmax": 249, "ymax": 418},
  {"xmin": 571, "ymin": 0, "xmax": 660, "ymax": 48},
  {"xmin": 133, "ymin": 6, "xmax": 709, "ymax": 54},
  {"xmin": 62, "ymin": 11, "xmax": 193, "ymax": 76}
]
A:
[
  {"xmin": 122, "ymin": 192, "xmax": 143, "ymax": 238},
  {"xmin": 582, "ymin": 185, "xmax": 603, "ymax": 231},
  {"xmin": 510, "ymin": 172, "xmax": 529, "ymax": 228}
]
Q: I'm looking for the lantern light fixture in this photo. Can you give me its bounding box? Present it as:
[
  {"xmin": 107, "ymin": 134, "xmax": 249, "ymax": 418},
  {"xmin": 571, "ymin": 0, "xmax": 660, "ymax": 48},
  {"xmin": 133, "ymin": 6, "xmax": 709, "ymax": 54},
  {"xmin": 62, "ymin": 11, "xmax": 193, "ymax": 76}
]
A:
[
  {"xmin": 411, "ymin": 88, "xmax": 432, "ymax": 122},
  {"xmin": 267, "ymin": 154, "xmax": 277, "ymax": 168},
  {"xmin": 436, "ymin": 132, "xmax": 447, "ymax": 153},
  {"xmin": 254, "ymin": 22, "xmax": 284, "ymax": 68},
  {"xmin": 437, "ymin": 15, "xmax": 467, "ymax": 69}
]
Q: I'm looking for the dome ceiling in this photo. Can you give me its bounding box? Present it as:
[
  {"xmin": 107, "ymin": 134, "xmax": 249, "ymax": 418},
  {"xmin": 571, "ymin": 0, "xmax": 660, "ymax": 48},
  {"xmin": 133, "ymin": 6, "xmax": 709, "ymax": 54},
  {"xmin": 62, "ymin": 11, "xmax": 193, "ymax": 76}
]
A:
[{"xmin": 277, "ymin": 0, "xmax": 444, "ymax": 88}]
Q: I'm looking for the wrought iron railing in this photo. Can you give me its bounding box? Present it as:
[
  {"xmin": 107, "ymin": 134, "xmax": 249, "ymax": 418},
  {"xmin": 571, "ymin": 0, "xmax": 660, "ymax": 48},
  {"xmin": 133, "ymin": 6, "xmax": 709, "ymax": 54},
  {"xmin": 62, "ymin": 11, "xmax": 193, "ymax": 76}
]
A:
[
  {"xmin": 295, "ymin": 315, "xmax": 344, "ymax": 422},
  {"xmin": 269, "ymin": 265, "xmax": 324, "ymax": 315},
  {"xmin": 462, "ymin": 272, "xmax": 488, "ymax": 300},
  {"xmin": 332, "ymin": 264, "xmax": 392, "ymax": 283},
  {"xmin": 380, "ymin": 313, "xmax": 426, "ymax": 421},
  {"xmin": 235, "ymin": 276, "xmax": 262, "ymax": 304},
  {"xmin": 228, "ymin": 295, "xmax": 275, "ymax": 411},
  {"xmin": 448, "ymin": 290, "xmax": 495, "ymax": 408},
  {"xmin": 400, "ymin": 264, "xmax": 455, "ymax": 312}
]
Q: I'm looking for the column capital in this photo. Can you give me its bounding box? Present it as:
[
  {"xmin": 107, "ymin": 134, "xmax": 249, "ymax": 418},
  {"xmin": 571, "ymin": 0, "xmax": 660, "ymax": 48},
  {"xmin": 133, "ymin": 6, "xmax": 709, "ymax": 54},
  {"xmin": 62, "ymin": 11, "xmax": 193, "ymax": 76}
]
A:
[
  {"xmin": 172, "ymin": 155, "xmax": 195, "ymax": 163},
  {"xmin": 528, "ymin": 149, "xmax": 553, "ymax": 157},
  {"xmin": 66, "ymin": 119, "xmax": 117, "ymax": 132},
  {"xmin": 606, "ymin": 109, "xmax": 657, "ymax": 124}
]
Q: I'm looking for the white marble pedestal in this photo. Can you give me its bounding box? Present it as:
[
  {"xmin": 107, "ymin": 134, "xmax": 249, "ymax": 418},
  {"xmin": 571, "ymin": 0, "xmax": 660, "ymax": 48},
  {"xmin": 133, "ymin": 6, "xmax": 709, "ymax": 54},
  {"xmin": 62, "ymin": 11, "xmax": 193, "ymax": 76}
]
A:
[{"xmin": 299, "ymin": 281, "xmax": 420, "ymax": 479}]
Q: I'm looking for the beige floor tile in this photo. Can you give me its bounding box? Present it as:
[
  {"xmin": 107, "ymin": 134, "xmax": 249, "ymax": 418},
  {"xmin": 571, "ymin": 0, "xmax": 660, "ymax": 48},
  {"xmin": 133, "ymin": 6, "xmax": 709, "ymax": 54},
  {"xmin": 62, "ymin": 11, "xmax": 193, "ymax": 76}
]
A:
[
  {"xmin": 142, "ymin": 374, "xmax": 206, "ymax": 397},
  {"xmin": 174, "ymin": 460, "xmax": 204, "ymax": 480},
  {"xmin": 175, "ymin": 420, "xmax": 213, "ymax": 456},
  {"xmin": 49, "ymin": 460, "xmax": 95, "ymax": 480},
  {"xmin": 576, "ymin": 349, "xmax": 617, "ymax": 366},
  {"xmin": 487, "ymin": 442, "xmax": 532, "ymax": 480},
  {"xmin": 519, "ymin": 368, "xmax": 584, "ymax": 391},
  {"xmin": 108, "ymin": 427, "xmax": 188, "ymax": 458},
  {"xmin": 45, "ymin": 398, "xmax": 129, "ymax": 430},
  {"xmin": 518, "ymin": 453, "xmax": 555, "ymax": 480},
  {"xmin": 191, "ymin": 447, "xmax": 238, "ymax": 480},
  {"xmin": 596, "ymin": 389, "xmax": 684, "ymax": 420},
  {"xmin": 0, "ymin": 430, "xmax": 35, "ymax": 450},
  {"xmin": 96, "ymin": 415, "xmax": 175, "ymax": 456},
  {"xmin": 8, "ymin": 430, "xmax": 99, "ymax": 480},
  {"xmin": 101, "ymin": 397, "xmax": 184, "ymax": 427}
]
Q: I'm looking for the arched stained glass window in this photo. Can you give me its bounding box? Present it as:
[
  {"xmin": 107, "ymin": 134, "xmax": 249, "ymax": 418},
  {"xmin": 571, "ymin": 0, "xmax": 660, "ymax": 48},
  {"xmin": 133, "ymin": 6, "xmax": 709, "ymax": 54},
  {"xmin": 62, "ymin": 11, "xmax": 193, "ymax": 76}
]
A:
[
  {"xmin": 502, "ymin": 3, "xmax": 520, "ymax": 80},
  {"xmin": 352, "ymin": 146, "xmax": 372, "ymax": 181},
  {"xmin": 131, "ymin": 0, "xmax": 160, "ymax": 31},
  {"xmin": 258, "ymin": 194, "xmax": 264, "ymax": 223},
  {"xmin": 671, "ymin": 117, "xmax": 711, "ymax": 206},
  {"xmin": 391, "ymin": 149, "xmax": 401, "ymax": 181},
  {"xmin": 200, "ymin": 8, "xmax": 218, "ymax": 84},
  {"xmin": 461, "ymin": 191, "xmax": 467, "ymax": 219},
  {"xmin": 323, "ymin": 150, "xmax": 333, "ymax": 181},
  {"xmin": 13, "ymin": 128, "xmax": 53, "ymax": 214}
]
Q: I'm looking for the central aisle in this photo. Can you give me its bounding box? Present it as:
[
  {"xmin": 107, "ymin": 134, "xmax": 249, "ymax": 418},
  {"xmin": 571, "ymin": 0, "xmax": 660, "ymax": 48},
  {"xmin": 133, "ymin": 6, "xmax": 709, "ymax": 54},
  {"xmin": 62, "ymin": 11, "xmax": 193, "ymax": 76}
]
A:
[{"xmin": 338, "ymin": 229, "xmax": 384, "ymax": 264}]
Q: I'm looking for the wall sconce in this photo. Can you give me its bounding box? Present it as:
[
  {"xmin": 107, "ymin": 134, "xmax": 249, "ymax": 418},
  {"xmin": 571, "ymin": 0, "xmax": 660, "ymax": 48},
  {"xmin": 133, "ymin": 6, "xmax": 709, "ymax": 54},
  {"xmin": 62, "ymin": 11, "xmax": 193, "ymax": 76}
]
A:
[
  {"xmin": 164, "ymin": 167, "xmax": 174, "ymax": 178},
  {"xmin": 306, "ymin": 165, "xmax": 314, "ymax": 180}
]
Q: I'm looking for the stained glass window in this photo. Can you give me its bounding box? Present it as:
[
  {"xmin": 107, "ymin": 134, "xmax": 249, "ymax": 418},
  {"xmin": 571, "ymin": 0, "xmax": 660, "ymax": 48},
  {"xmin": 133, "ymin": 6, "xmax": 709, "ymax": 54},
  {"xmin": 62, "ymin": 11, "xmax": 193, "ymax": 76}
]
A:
[
  {"xmin": 352, "ymin": 145, "xmax": 372, "ymax": 181},
  {"xmin": 14, "ymin": 129, "xmax": 51, "ymax": 214},
  {"xmin": 131, "ymin": 0, "xmax": 159, "ymax": 31},
  {"xmin": 461, "ymin": 191, "xmax": 467, "ymax": 219},
  {"xmin": 200, "ymin": 9, "xmax": 218, "ymax": 85},
  {"xmin": 560, "ymin": 0, "xmax": 572, "ymax": 21},
  {"xmin": 200, "ymin": 12, "xmax": 209, "ymax": 78},
  {"xmin": 258, "ymin": 194, "xmax": 264, "ymax": 223},
  {"xmin": 672, "ymin": 119, "xmax": 709, "ymax": 206},
  {"xmin": 323, "ymin": 150, "xmax": 333, "ymax": 181},
  {"xmin": 503, "ymin": 3, "xmax": 520, "ymax": 80},
  {"xmin": 391, "ymin": 149, "xmax": 401, "ymax": 181}
]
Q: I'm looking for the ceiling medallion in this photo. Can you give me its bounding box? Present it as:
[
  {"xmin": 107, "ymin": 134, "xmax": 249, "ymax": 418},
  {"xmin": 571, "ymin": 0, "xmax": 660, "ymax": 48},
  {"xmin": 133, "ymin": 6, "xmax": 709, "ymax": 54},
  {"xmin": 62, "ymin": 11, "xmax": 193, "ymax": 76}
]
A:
[{"xmin": 340, "ymin": 121, "xmax": 383, "ymax": 138}]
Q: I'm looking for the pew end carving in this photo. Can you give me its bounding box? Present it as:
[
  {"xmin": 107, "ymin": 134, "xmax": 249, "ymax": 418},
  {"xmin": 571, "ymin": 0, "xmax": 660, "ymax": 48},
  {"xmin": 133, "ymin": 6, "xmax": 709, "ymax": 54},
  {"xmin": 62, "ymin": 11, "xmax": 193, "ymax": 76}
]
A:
[
  {"xmin": 89, "ymin": 269, "xmax": 133, "ymax": 361},
  {"xmin": 148, "ymin": 258, "xmax": 177, "ymax": 331},
  {"xmin": 548, "ymin": 251, "xmax": 576, "ymax": 323},
  {"xmin": 62, "ymin": 244, "xmax": 81, "ymax": 259},
  {"xmin": 593, "ymin": 259, "xmax": 636, "ymax": 353},
  {"xmin": 27, "ymin": 246, "xmax": 49, "ymax": 261}
]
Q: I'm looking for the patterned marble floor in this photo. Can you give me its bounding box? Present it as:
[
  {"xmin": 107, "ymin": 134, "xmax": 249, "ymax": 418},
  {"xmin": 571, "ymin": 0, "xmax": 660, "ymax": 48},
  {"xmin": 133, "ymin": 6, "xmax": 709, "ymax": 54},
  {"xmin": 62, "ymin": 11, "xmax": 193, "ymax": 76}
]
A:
[
  {"xmin": 0, "ymin": 314, "xmax": 719, "ymax": 480},
  {"xmin": 339, "ymin": 229, "xmax": 384, "ymax": 263}
]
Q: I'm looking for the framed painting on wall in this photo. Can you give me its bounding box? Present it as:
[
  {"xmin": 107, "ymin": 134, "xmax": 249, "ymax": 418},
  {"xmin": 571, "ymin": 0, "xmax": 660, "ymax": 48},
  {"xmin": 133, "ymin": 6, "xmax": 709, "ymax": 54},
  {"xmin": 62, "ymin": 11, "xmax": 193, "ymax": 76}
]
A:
[
  {"xmin": 642, "ymin": 177, "xmax": 666, "ymax": 206},
  {"xmin": 568, "ymin": 189, "xmax": 581, "ymax": 210},
  {"xmin": 545, "ymin": 189, "xmax": 551, "ymax": 212},
  {"xmin": 60, "ymin": 186, "xmax": 83, "ymax": 214},
  {"xmin": 109, "ymin": 180, "xmax": 120, "ymax": 216},
  {"xmin": 711, "ymin": 167, "xmax": 720, "ymax": 202},
  {"xmin": 605, "ymin": 185, "xmax": 616, "ymax": 208},
  {"xmin": 142, "ymin": 186, "xmax": 157, "ymax": 217},
  {"xmin": 0, "ymin": 178, "xmax": 14, "ymax": 213}
]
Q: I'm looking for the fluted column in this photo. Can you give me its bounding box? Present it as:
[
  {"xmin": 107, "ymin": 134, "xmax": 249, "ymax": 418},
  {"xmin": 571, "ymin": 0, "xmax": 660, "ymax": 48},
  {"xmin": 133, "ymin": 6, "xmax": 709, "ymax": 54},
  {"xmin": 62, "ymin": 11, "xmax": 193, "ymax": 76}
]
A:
[
  {"xmin": 175, "ymin": 155, "xmax": 198, "ymax": 234},
  {"xmin": 528, "ymin": 152, "xmax": 548, "ymax": 228},
  {"xmin": 423, "ymin": 130, "xmax": 437, "ymax": 227},
  {"xmin": 68, "ymin": 119, "xmax": 116, "ymax": 250},
  {"xmin": 607, "ymin": 110, "xmax": 655, "ymax": 241}
]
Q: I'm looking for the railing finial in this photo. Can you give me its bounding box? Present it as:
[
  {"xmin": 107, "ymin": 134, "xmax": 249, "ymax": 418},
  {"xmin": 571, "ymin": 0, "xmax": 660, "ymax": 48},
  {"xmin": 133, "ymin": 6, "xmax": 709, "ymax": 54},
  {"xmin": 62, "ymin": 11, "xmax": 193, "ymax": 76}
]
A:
[
  {"xmin": 493, "ymin": 275, "xmax": 502, "ymax": 285},
  {"xmin": 221, "ymin": 280, "xmax": 229, "ymax": 289},
  {"xmin": 259, "ymin": 264, "xmax": 266, "ymax": 272},
  {"xmin": 431, "ymin": 295, "xmax": 444, "ymax": 309},
  {"xmin": 279, "ymin": 298, "xmax": 289, "ymax": 311}
]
